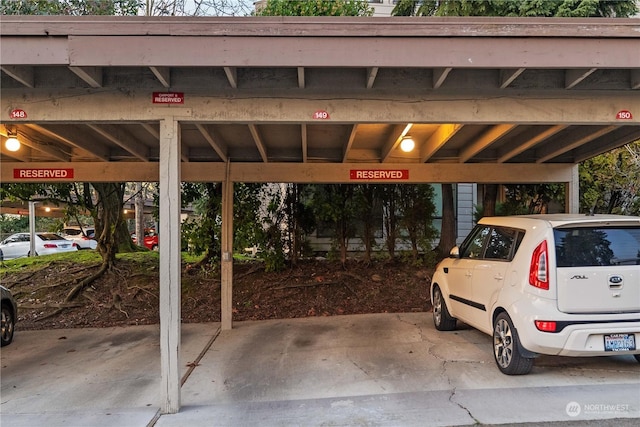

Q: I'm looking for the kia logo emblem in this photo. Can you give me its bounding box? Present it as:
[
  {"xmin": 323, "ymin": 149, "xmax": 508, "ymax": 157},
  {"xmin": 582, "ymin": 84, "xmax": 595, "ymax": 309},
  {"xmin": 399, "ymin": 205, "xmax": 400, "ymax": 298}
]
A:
[{"xmin": 609, "ymin": 276, "xmax": 623, "ymax": 284}]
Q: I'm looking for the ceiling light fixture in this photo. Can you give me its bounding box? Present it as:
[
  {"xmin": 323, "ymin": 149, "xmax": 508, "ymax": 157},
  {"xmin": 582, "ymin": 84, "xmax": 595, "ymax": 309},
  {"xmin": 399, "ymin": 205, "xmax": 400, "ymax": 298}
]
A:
[
  {"xmin": 5, "ymin": 127, "xmax": 20, "ymax": 152},
  {"xmin": 400, "ymin": 136, "xmax": 415, "ymax": 153}
]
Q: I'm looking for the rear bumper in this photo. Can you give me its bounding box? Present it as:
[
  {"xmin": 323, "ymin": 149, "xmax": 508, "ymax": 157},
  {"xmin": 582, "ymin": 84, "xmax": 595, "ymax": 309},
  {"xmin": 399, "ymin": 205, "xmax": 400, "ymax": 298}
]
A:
[{"xmin": 508, "ymin": 298, "xmax": 640, "ymax": 357}]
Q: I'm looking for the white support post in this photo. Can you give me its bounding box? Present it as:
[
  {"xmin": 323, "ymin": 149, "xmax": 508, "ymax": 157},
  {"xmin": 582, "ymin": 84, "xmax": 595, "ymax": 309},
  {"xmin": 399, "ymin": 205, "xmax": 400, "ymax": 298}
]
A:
[
  {"xmin": 28, "ymin": 201, "xmax": 37, "ymax": 257},
  {"xmin": 159, "ymin": 118, "xmax": 182, "ymax": 414},
  {"xmin": 567, "ymin": 164, "xmax": 580, "ymax": 214},
  {"xmin": 221, "ymin": 174, "xmax": 234, "ymax": 331}
]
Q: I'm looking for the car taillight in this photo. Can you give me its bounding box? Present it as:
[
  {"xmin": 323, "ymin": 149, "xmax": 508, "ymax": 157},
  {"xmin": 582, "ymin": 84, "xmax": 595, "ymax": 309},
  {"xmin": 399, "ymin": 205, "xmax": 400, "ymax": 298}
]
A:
[
  {"xmin": 43, "ymin": 243, "xmax": 57, "ymax": 248},
  {"xmin": 529, "ymin": 240, "xmax": 549, "ymax": 290},
  {"xmin": 535, "ymin": 320, "xmax": 557, "ymax": 332},
  {"xmin": 72, "ymin": 243, "xmax": 78, "ymax": 248}
]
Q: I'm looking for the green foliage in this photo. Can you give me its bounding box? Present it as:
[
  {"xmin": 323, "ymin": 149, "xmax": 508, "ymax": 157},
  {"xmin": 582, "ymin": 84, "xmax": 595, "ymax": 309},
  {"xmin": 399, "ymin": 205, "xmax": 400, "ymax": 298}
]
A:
[
  {"xmin": 255, "ymin": 0, "xmax": 374, "ymax": 16},
  {"xmin": 0, "ymin": 0, "xmax": 142, "ymax": 15},
  {"xmin": 0, "ymin": 214, "xmax": 29, "ymax": 235},
  {"xmin": 393, "ymin": 0, "xmax": 637, "ymax": 17},
  {"xmin": 311, "ymin": 184, "xmax": 357, "ymax": 264},
  {"xmin": 398, "ymin": 184, "xmax": 439, "ymax": 258},
  {"xmin": 580, "ymin": 142, "xmax": 640, "ymax": 215}
]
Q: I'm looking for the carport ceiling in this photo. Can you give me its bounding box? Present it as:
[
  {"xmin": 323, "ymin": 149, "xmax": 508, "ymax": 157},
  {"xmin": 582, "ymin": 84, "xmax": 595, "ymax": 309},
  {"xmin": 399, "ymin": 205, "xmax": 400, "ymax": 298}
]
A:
[{"xmin": 1, "ymin": 16, "xmax": 639, "ymax": 167}]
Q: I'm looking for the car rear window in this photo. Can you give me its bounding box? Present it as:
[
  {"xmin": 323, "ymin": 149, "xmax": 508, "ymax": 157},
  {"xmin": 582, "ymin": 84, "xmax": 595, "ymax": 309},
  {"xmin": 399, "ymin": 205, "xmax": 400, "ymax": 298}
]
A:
[
  {"xmin": 554, "ymin": 226, "xmax": 640, "ymax": 267},
  {"xmin": 38, "ymin": 233, "xmax": 65, "ymax": 241}
]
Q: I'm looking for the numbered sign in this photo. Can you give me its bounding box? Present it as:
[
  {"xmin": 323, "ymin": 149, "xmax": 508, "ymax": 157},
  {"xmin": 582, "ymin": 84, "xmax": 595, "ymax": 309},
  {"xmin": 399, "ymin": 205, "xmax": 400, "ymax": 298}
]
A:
[
  {"xmin": 313, "ymin": 110, "xmax": 330, "ymax": 120},
  {"xmin": 616, "ymin": 110, "xmax": 632, "ymax": 120},
  {"xmin": 9, "ymin": 109, "xmax": 27, "ymax": 119}
]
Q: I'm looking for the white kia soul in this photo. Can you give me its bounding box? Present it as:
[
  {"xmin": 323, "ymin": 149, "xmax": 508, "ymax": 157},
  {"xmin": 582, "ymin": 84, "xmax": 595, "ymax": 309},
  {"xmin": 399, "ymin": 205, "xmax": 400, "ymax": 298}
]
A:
[{"xmin": 430, "ymin": 214, "xmax": 640, "ymax": 375}]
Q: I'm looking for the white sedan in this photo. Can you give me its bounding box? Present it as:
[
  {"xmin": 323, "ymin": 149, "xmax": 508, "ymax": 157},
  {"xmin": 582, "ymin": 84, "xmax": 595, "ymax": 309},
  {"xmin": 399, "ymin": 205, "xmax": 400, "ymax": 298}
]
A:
[{"xmin": 0, "ymin": 232, "xmax": 78, "ymax": 261}]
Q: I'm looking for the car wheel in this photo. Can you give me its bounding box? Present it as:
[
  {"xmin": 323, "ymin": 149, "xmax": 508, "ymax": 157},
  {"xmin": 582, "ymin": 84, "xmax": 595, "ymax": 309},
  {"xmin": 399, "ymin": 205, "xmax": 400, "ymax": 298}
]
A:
[
  {"xmin": 152, "ymin": 245, "xmax": 159, "ymax": 251},
  {"xmin": 493, "ymin": 312, "xmax": 533, "ymax": 375},
  {"xmin": 0, "ymin": 249, "xmax": 3, "ymax": 262},
  {"xmin": 1, "ymin": 303, "xmax": 15, "ymax": 347},
  {"xmin": 432, "ymin": 286, "xmax": 457, "ymax": 331}
]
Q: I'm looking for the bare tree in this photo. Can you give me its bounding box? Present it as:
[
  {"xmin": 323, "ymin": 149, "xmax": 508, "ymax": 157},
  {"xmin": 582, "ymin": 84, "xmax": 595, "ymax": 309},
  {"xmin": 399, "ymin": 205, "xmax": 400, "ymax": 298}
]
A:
[{"xmin": 143, "ymin": 0, "xmax": 254, "ymax": 16}]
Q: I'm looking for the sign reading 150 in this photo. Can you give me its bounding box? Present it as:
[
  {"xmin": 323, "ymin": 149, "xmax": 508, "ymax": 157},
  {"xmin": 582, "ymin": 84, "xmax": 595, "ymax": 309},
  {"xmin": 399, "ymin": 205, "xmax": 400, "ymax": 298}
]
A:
[{"xmin": 616, "ymin": 110, "xmax": 632, "ymax": 120}]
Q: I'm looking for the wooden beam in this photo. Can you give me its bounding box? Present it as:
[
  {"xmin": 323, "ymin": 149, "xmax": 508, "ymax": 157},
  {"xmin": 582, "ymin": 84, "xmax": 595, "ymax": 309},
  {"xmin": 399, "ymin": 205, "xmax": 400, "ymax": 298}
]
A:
[
  {"xmin": 632, "ymin": 70, "xmax": 640, "ymax": 90},
  {"xmin": 536, "ymin": 125, "xmax": 617, "ymax": 163},
  {"xmin": 565, "ymin": 68, "xmax": 597, "ymax": 89},
  {"xmin": 224, "ymin": 66, "xmax": 238, "ymax": 89},
  {"xmin": 68, "ymin": 66, "xmax": 103, "ymax": 88},
  {"xmin": 1, "ymin": 65, "xmax": 34, "ymax": 88},
  {"xmin": 366, "ymin": 67, "xmax": 378, "ymax": 89},
  {"xmin": 1, "ymin": 161, "xmax": 577, "ymax": 184},
  {"xmin": 297, "ymin": 67, "xmax": 305, "ymax": 89},
  {"xmin": 433, "ymin": 68, "xmax": 452, "ymax": 89},
  {"xmin": 248, "ymin": 124, "xmax": 268, "ymax": 162},
  {"xmin": 420, "ymin": 124, "xmax": 462, "ymax": 163},
  {"xmin": 498, "ymin": 125, "xmax": 567, "ymax": 163},
  {"xmin": 499, "ymin": 68, "xmax": 525, "ymax": 89},
  {"xmin": 342, "ymin": 124, "xmax": 359, "ymax": 163},
  {"xmin": 13, "ymin": 135, "xmax": 70, "ymax": 162},
  {"xmin": 459, "ymin": 124, "xmax": 516, "ymax": 163},
  {"xmin": 150, "ymin": 66, "xmax": 171, "ymax": 88},
  {"xmin": 301, "ymin": 124, "xmax": 308, "ymax": 163},
  {"xmin": 25, "ymin": 124, "xmax": 110, "ymax": 161},
  {"xmin": 87, "ymin": 124, "xmax": 150, "ymax": 161},
  {"xmin": 196, "ymin": 124, "xmax": 227, "ymax": 162},
  {"xmin": 381, "ymin": 123, "xmax": 412, "ymax": 163}
]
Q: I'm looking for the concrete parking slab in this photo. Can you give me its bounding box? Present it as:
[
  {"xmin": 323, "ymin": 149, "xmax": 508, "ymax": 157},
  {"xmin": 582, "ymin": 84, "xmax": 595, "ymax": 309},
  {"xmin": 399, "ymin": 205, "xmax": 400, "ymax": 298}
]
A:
[{"xmin": 2, "ymin": 313, "xmax": 639, "ymax": 427}]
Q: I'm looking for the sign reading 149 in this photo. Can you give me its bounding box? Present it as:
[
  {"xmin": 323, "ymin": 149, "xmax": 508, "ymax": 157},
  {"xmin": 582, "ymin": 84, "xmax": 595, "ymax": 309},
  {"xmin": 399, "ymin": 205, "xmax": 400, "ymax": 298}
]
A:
[{"xmin": 313, "ymin": 110, "xmax": 330, "ymax": 120}]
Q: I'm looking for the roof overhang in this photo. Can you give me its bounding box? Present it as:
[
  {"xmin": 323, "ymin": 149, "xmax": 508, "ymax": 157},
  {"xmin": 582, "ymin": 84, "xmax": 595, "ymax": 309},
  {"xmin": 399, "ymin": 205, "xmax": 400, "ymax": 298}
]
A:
[{"xmin": 1, "ymin": 16, "xmax": 639, "ymax": 183}]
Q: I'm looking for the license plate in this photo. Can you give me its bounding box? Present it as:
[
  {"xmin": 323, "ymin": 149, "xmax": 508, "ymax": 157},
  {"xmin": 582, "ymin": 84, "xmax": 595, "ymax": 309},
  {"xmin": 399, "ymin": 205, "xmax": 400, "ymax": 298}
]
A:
[{"xmin": 604, "ymin": 333, "xmax": 636, "ymax": 352}]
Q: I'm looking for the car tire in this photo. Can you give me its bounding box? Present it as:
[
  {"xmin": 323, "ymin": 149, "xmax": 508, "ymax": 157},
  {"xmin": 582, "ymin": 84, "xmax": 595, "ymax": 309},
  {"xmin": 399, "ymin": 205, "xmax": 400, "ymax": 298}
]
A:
[
  {"xmin": 1, "ymin": 303, "xmax": 15, "ymax": 347},
  {"xmin": 0, "ymin": 249, "xmax": 3, "ymax": 262},
  {"xmin": 152, "ymin": 245, "xmax": 158, "ymax": 251},
  {"xmin": 432, "ymin": 285, "xmax": 457, "ymax": 331},
  {"xmin": 493, "ymin": 312, "xmax": 533, "ymax": 375}
]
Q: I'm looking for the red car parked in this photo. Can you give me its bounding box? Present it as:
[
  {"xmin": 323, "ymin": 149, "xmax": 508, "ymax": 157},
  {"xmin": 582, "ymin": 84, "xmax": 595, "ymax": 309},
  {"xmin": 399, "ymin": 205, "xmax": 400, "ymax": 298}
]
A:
[{"xmin": 132, "ymin": 229, "xmax": 158, "ymax": 251}]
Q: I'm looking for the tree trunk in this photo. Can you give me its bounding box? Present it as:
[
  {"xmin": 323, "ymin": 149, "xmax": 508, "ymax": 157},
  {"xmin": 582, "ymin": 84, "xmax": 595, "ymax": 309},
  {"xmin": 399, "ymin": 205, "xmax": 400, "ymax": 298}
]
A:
[
  {"xmin": 483, "ymin": 184, "xmax": 498, "ymax": 217},
  {"xmin": 436, "ymin": 184, "xmax": 456, "ymax": 258},
  {"xmin": 92, "ymin": 183, "xmax": 130, "ymax": 269}
]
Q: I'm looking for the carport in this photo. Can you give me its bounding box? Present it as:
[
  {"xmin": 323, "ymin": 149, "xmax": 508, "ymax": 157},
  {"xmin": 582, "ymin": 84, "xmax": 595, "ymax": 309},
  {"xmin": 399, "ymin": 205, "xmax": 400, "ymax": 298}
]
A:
[{"xmin": 1, "ymin": 16, "xmax": 639, "ymax": 414}]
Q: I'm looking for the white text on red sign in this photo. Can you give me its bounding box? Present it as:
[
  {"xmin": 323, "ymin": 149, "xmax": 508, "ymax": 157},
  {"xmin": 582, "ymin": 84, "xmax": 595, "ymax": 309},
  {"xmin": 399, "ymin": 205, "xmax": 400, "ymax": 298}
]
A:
[
  {"xmin": 14, "ymin": 169, "xmax": 74, "ymax": 179},
  {"xmin": 350, "ymin": 170, "xmax": 409, "ymax": 180},
  {"xmin": 152, "ymin": 92, "xmax": 184, "ymax": 104}
]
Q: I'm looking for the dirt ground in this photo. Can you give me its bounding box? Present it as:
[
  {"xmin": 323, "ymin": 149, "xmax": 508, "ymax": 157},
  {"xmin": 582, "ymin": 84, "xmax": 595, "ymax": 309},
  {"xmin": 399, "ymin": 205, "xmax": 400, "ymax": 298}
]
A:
[{"xmin": 3, "ymin": 257, "xmax": 433, "ymax": 331}]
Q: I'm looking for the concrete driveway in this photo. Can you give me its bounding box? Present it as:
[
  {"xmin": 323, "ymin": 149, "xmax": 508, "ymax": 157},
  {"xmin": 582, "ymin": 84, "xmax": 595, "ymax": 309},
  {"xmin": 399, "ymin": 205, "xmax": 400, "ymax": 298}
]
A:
[{"xmin": 1, "ymin": 313, "xmax": 639, "ymax": 426}]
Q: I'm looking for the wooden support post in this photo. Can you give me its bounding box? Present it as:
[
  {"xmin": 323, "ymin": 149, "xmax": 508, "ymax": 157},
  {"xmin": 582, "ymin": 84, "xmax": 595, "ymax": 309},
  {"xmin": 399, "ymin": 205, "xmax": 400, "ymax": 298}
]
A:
[
  {"xmin": 221, "ymin": 172, "xmax": 234, "ymax": 331},
  {"xmin": 159, "ymin": 118, "xmax": 182, "ymax": 414},
  {"xmin": 567, "ymin": 164, "xmax": 580, "ymax": 214}
]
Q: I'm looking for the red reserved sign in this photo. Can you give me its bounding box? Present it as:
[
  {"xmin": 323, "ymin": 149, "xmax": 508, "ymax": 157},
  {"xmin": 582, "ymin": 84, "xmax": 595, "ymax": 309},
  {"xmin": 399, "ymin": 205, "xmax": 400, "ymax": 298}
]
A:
[
  {"xmin": 350, "ymin": 169, "xmax": 409, "ymax": 180},
  {"xmin": 152, "ymin": 92, "xmax": 184, "ymax": 104},
  {"xmin": 14, "ymin": 168, "xmax": 74, "ymax": 179}
]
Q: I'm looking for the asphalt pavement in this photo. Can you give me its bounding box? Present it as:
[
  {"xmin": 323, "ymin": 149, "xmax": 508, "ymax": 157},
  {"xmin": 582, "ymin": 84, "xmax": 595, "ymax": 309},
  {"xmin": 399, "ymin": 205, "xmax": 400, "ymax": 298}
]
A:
[{"xmin": 1, "ymin": 313, "xmax": 639, "ymax": 426}]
